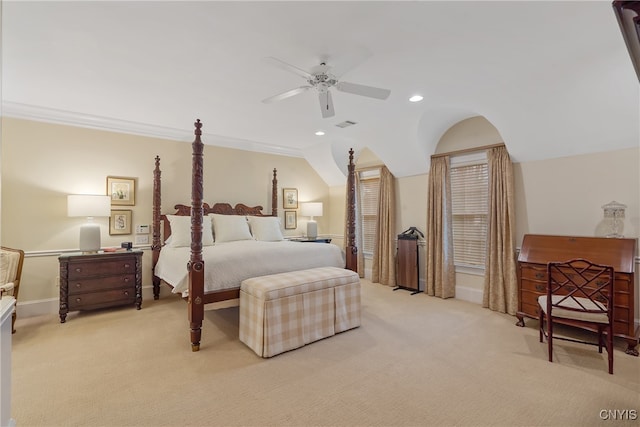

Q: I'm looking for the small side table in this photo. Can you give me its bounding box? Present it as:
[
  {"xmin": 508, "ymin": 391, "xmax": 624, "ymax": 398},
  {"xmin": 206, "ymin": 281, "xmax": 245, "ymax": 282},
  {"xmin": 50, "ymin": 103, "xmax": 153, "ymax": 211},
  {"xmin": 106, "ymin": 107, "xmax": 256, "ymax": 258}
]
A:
[
  {"xmin": 289, "ymin": 237, "xmax": 332, "ymax": 243},
  {"xmin": 59, "ymin": 251, "xmax": 142, "ymax": 323}
]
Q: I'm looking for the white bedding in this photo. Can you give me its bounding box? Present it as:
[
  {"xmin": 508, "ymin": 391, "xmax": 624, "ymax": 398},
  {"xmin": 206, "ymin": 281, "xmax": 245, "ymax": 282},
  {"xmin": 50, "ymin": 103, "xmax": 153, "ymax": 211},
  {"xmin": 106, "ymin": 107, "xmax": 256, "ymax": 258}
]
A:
[{"xmin": 154, "ymin": 240, "xmax": 345, "ymax": 295}]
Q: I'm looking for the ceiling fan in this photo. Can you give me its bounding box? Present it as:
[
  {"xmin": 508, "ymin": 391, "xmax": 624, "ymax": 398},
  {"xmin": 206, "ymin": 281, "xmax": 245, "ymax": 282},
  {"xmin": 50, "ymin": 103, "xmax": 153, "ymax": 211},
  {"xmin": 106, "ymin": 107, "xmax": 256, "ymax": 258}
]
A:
[{"xmin": 261, "ymin": 56, "xmax": 391, "ymax": 118}]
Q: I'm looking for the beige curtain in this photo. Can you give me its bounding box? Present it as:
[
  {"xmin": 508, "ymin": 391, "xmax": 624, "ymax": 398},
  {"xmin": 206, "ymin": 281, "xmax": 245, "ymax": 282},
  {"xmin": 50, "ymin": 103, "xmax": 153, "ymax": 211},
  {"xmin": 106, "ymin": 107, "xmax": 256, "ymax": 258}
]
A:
[
  {"xmin": 344, "ymin": 173, "xmax": 365, "ymax": 278},
  {"xmin": 482, "ymin": 146, "xmax": 518, "ymax": 315},
  {"xmin": 425, "ymin": 156, "xmax": 455, "ymax": 298},
  {"xmin": 372, "ymin": 166, "xmax": 396, "ymax": 286}
]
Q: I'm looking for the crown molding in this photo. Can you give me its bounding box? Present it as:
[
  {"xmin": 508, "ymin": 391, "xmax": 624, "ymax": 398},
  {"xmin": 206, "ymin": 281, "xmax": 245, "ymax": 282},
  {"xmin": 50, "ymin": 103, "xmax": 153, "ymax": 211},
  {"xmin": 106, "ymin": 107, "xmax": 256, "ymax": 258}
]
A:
[{"xmin": 1, "ymin": 102, "xmax": 303, "ymax": 158}]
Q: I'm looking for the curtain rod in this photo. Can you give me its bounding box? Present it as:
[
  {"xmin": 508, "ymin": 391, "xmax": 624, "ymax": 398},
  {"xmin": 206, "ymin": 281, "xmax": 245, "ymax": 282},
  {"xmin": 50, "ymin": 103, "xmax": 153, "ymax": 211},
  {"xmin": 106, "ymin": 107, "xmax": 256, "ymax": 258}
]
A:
[{"xmin": 430, "ymin": 142, "xmax": 505, "ymax": 159}]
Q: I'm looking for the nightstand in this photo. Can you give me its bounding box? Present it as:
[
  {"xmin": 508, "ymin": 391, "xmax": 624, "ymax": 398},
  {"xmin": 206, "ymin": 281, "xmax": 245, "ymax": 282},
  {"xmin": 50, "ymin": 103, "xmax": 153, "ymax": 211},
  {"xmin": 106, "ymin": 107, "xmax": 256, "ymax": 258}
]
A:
[
  {"xmin": 289, "ymin": 237, "xmax": 332, "ymax": 243},
  {"xmin": 59, "ymin": 251, "xmax": 142, "ymax": 323}
]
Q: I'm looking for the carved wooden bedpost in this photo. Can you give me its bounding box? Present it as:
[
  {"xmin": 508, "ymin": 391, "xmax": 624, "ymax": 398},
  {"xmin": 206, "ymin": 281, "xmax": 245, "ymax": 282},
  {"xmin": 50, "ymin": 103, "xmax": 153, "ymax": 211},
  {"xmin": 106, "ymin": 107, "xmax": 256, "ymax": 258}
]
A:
[
  {"xmin": 346, "ymin": 148, "xmax": 358, "ymax": 272},
  {"xmin": 188, "ymin": 119, "xmax": 205, "ymax": 352},
  {"xmin": 272, "ymin": 168, "xmax": 278, "ymax": 217},
  {"xmin": 151, "ymin": 156, "xmax": 162, "ymax": 300}
]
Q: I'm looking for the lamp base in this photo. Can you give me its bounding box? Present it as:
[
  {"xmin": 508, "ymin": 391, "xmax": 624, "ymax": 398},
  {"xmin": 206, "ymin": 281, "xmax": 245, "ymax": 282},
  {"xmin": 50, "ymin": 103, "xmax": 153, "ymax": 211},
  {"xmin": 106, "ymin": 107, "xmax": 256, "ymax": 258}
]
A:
[
  {"xmin": 79, "ymin": 223, "xmax": 101, "ymax": 253},
  {"xmin": 306, "ymin": 220, "xmax": 318, "ymax": 240}
]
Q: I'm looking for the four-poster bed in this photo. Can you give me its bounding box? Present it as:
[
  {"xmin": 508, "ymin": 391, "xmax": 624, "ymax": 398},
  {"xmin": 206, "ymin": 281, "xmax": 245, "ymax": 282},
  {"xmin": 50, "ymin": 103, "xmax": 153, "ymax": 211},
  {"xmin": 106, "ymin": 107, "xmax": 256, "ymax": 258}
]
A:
[{"xmin": 151, "ymin": 119, "xmax": 358, "ymax": 351}]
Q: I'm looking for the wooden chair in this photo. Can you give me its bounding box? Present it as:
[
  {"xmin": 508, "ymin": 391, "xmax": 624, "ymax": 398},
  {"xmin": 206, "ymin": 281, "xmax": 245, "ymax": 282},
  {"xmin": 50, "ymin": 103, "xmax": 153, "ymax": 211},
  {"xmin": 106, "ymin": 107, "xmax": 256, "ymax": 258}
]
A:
[
  {"xmin": 0, "ymin": 247, "xmax": 25, "ymax": 333},
  {"xmin": 538, "ymin": 258, "xmax": 615, "ymax": 374}
]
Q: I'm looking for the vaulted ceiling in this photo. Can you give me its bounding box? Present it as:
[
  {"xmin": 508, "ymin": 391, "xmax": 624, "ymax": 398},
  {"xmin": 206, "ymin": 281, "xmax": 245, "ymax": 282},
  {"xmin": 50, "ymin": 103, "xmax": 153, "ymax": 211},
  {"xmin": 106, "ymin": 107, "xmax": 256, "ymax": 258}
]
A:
[{"xmin": 2, "ymin": 1, "xmax": 638, "ymax": 185}]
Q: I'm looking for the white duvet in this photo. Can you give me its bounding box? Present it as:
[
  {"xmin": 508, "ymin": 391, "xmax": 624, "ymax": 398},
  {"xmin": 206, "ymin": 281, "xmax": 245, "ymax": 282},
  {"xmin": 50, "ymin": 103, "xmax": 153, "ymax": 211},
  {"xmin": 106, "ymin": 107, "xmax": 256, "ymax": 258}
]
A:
[{"xmin": 154, "ymin": 240, "xmax": 345, "ymax": 295}]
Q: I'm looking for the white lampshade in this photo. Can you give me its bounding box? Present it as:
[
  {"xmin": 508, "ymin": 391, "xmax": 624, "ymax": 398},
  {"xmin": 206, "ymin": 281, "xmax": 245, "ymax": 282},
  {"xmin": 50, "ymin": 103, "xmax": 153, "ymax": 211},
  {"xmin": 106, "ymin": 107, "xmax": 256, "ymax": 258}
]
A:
[
  {"xmin": 67, "ymin": 195, "xmax": 111, "ymax": 218},
  {"xmin": 300, "ymin": 202, "xmax": 323, "ymax": 218},
  {"xmin": 300, "ymin": 202, "xmax": 323, "ymax": 239},
  {"xmin": 67, "ymin": 195, "xmax": 111, "ymax": 253}
]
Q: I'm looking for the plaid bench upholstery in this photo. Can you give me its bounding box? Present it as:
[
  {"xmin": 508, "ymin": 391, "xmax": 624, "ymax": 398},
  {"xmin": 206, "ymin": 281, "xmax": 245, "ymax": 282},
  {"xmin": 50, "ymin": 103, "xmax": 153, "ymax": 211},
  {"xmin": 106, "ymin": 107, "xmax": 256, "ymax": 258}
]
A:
[{"xmin": 239, "ymin": 267, "xmax": 361, "ymax": 357}]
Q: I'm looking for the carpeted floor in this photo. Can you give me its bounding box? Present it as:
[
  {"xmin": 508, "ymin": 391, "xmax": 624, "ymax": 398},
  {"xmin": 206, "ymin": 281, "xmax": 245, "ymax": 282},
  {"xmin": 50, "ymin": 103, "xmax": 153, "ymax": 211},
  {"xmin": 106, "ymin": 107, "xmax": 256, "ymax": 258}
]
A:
[{"xmin": 10, "ymin": 279, "xmax": 640, "ymax": 426}]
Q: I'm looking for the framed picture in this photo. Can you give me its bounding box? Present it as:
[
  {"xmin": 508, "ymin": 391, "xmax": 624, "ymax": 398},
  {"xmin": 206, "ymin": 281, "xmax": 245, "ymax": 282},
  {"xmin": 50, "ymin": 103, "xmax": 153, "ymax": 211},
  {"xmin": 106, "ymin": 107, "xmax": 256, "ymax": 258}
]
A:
[
  {"xmin": 110, "ymin": 210, "xmax": 132, "ymax": 235},
  {"xmin": 284, "ymin": 210, "xmax": 297, "ymax": 230},
  {"xmin": 107, "ymin": 176, "xmax": 136, "ymax": 206},
  {"xmin": 283, "ymin": 188, "xmax": 298, "ymax": 209}
]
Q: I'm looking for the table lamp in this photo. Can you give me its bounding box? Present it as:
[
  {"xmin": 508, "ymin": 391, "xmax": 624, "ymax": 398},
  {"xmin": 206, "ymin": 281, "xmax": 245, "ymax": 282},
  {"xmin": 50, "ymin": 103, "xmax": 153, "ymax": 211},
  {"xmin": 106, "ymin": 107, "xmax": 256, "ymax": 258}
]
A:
[
  {"xmin": 67, "ymin": 194, "xmax": 111, "ymax": 253},
  {"xmin": 300, "ymin": 202, "xmax": 323, "ymax": 239}
]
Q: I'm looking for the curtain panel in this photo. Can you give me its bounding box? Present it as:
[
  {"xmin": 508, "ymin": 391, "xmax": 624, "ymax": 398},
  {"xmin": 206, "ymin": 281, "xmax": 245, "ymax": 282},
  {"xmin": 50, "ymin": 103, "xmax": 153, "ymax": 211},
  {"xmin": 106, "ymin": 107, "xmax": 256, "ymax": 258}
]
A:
[
  {"xmin": 482, "ymin": 146, "xmax": 518, "ymax": 315},
  {"xmin": 372, "ymin": 166, "xmax": 396, "ymax": 286},
  {"xmin": 425, "ymin": 156, "xmax": 455, "ymax": 298}
]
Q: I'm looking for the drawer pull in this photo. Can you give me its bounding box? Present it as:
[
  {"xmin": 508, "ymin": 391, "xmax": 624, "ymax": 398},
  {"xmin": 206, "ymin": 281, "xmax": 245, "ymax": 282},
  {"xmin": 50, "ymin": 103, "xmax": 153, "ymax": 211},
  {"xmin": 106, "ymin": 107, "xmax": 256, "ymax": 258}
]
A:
[
  {"xmin": 535, "ymin": 273, "xmax": 545, "ymax": 279},
  {"xmin": 75, "ymin": 283, "xmax": 82, "ymax": 289},
  {"xmin": 123, "ymin": 263, "xmax": 131, "ymax": 269},
  {"xmin": 535, "ymin": 284, "xmax": 546, "ymax": 292},
  {"xmin": 122, "ymin": 277, "xmax": 130, "ymax": 283},
  {"xmin": 123, "ymin": 291, "xmax": 129, "ymax": 296},
  {"xmin": 75, "ymin": 268, "xmax": 82, "ymax": 273},
  {"xmin": 75, "ymin": 297, "xmax": 81, "ymax": 303}
]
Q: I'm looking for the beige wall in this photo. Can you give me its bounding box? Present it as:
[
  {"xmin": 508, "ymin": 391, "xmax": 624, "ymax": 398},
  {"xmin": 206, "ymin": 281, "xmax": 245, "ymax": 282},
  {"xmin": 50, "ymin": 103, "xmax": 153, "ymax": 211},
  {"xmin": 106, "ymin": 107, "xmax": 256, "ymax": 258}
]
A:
[
  {"xmin": 514, "ymin": 148, "xmax": 640, "ymax": 240},
  {"xmin": 1, "ymin": 118, "xmax": 331, "ymax": 311}
]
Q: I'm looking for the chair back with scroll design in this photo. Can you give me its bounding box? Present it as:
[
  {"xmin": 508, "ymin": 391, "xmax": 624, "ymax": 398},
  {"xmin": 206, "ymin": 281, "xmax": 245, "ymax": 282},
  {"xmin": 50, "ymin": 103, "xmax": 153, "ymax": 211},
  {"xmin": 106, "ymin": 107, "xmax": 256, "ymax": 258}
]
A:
[
  {"xmin": 538, "ymin": 258, "xmax": 614, "ymax": 374},
  {"xmin": 0, "ymin": 246, "xmax": 25, "ymax": 333}
]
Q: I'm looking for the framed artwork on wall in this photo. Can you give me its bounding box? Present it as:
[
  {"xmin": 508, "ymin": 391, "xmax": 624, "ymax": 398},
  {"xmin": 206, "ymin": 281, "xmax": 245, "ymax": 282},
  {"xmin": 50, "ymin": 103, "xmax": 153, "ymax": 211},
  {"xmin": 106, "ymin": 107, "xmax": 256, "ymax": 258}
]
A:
[
  {"xmin": 107, "ymin": 176, "xmax": 136, "ymax": 206},
  {"xmin": 110, "ymin": 210, "xmax": 132, "ymax": 235},
  {"xmin": 283, "ymin": 188, "xmax": 298, "ymax": 209},
  {"xmin": 284, "ymin": 211, "xmax": 297, "ymax": 230}
]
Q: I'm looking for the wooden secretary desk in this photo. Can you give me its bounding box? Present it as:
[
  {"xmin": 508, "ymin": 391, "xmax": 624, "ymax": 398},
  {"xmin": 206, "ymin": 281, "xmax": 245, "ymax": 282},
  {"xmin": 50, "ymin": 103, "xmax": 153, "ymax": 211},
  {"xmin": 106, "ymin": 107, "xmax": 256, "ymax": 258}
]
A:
[{"xmin": 517, "ymin": 234, "xmax": 639, "ymax": 356}]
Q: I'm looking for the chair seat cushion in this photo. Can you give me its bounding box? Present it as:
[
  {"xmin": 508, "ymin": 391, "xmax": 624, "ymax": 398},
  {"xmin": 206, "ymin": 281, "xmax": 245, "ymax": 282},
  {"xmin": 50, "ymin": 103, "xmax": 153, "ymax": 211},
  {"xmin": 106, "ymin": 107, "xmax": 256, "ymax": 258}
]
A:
[{"xmin": 538, "ymin": 295, "xmax": 609, "ymax": 323}]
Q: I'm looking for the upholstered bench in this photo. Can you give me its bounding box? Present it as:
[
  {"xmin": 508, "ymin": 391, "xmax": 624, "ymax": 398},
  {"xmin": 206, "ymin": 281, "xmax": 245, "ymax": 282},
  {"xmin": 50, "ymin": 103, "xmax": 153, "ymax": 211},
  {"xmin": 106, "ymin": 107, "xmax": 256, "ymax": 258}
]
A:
[{"xmin": 239, "ymin": 266, "xmax": 361, "ymax": 358}]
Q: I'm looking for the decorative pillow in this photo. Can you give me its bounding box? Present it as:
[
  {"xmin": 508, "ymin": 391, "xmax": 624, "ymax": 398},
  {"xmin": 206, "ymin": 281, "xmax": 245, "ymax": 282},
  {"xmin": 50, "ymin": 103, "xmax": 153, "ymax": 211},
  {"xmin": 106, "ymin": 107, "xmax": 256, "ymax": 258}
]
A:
[
  {"xmin": 165, "ymin": 215, "xmax": 214, "ymax": 247},
  {"xmin": 210, "ymin": 214, "xmax": 253, "ymax": 243},
  {"xmin": 247, "ymin": 216, "xmax": 284, "ymax": 241}
]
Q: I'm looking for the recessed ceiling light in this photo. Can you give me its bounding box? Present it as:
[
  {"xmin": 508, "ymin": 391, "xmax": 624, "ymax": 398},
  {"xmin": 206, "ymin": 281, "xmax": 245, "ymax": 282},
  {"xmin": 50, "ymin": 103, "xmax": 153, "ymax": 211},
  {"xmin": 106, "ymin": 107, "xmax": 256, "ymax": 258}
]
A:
[
  {"xmin": 409, "ymin": 95, "xmax": 424, "ymax": 102},
  {"xmin": 315, "ymin": 131, "xmax": 325, "ymax": 136}
]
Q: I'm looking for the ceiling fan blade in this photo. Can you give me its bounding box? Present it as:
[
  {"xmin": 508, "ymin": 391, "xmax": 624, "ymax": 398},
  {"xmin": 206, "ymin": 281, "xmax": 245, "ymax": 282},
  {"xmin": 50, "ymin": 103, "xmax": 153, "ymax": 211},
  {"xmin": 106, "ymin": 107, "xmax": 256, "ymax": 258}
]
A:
[
  {"xmin": 336, "ymin": 81, "xmax": 391, "ymax": 100},
  {"xmin": 318, "ymin": 90, "xmax": 335, "ymax": 118},
  {"xmin": 262, "ymin": 57, "xmax": 313, "ymax": 80},
  {"xmin": 262, "ymin": 86, "xmax": 311, "ymax": 104}
]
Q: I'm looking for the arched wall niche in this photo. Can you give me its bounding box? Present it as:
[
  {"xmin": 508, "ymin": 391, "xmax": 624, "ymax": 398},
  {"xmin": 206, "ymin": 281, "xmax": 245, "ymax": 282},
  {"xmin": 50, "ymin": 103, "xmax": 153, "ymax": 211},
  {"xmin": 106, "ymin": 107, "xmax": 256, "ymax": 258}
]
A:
[
  {"xmin": 435, "ymin": 116, "xmax": 505, "ymax": 154},
  {"xmin": 356, "ymin": 147, "xmax": 384, "ymax": 169}
]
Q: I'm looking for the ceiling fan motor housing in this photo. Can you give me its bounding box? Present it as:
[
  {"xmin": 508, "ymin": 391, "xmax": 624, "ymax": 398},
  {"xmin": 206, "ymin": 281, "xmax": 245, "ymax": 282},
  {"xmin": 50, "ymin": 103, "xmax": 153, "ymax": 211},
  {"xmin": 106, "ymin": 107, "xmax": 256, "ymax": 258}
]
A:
[{"xmin": 308, "ymin": 73, "xmax": 338, "ymax": 92}]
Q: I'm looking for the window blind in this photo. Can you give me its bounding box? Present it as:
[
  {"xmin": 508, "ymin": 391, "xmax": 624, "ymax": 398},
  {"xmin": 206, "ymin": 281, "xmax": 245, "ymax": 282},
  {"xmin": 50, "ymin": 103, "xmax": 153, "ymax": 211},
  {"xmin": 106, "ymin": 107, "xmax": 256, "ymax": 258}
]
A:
[
  {"xmin": 359, "ymin": 172, "xmax": 380, "ymax": 255},
  {"xmin": 450, "ymin": 161, "xmax": 488, "ymax": 267}
]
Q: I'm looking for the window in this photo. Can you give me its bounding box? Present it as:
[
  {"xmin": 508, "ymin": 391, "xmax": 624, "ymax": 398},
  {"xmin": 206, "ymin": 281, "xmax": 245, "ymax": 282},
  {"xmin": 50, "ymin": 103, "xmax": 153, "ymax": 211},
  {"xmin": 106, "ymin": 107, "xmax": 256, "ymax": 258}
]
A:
[
  {"xmin": 450, "ymin": 152, "xmax": 488, "ymax": 269},
  {"xmin": 358, "ymin": 170, "xmax": 380, "ymax": 256}
]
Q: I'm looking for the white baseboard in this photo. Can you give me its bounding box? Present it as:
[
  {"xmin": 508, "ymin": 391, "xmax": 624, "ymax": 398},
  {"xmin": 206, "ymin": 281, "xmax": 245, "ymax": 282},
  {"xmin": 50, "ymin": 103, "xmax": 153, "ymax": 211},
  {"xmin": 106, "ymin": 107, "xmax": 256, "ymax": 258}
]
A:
[
  {"xmin": 455, "ymin": 285, "xmax": 483, "ymax": 305},
  {"xmin": 16, "ymin": 298, "xmax": 59, "ymax": 318},
  {"xmin": 16, "ymin": 286, "xmax": 157, "ymax": 318}
]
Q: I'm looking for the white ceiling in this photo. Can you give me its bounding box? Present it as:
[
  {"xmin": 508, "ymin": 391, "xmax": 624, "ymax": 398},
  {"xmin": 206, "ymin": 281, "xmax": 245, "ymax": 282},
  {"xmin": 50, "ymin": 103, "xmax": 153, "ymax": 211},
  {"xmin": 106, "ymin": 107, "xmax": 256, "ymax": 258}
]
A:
[{"xmin": 2, "ymin": 1, "xmax": 638, "ymax": 186}]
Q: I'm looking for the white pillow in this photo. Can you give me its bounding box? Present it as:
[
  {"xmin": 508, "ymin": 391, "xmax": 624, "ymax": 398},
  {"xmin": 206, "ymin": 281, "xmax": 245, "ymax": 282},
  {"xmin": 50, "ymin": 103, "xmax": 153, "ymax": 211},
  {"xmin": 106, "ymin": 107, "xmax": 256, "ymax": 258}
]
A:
[
  {"xmin": 210, "ymin": 214, "xmax": 253, "ymax": 243},
  {"xmin": 165, "ymin": 215, "xmax": 214, "ymax": 247},
  {"xmin": 247, "ymin": 216, "xmax": 284, "ymax": 241}
]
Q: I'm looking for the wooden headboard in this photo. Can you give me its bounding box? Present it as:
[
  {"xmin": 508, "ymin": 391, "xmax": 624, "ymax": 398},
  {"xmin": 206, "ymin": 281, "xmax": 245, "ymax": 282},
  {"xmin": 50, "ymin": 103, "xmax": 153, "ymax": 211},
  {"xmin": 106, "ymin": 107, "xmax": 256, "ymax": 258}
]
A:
[{"xmin": 161, "ymin": 202, "xmax": 272, "ymax": 241}]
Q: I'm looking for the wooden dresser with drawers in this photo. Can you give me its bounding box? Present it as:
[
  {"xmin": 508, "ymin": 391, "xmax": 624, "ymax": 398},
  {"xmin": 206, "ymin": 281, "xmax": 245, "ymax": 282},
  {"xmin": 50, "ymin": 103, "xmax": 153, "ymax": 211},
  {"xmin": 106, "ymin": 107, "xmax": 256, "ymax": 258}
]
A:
[
  {"xmin": 59, "ymin": 251, "xmax": 142, "ymax": 323},
  {"xmin": 516, "ymin": 234, "xmax": 638, "ymax": 355}
]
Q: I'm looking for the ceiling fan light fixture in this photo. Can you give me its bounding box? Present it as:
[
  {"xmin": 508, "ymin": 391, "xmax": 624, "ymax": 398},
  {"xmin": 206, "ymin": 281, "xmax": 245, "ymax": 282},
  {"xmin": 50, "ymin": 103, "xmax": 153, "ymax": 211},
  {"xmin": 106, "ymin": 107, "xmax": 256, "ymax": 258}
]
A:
[
  {"xmin": 409, "ymin": 95, "xmax": 424, "ymax": 102},
  {"xmin": 315, "ymin": 131, "xmax": 325, "ymax": 136}
]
